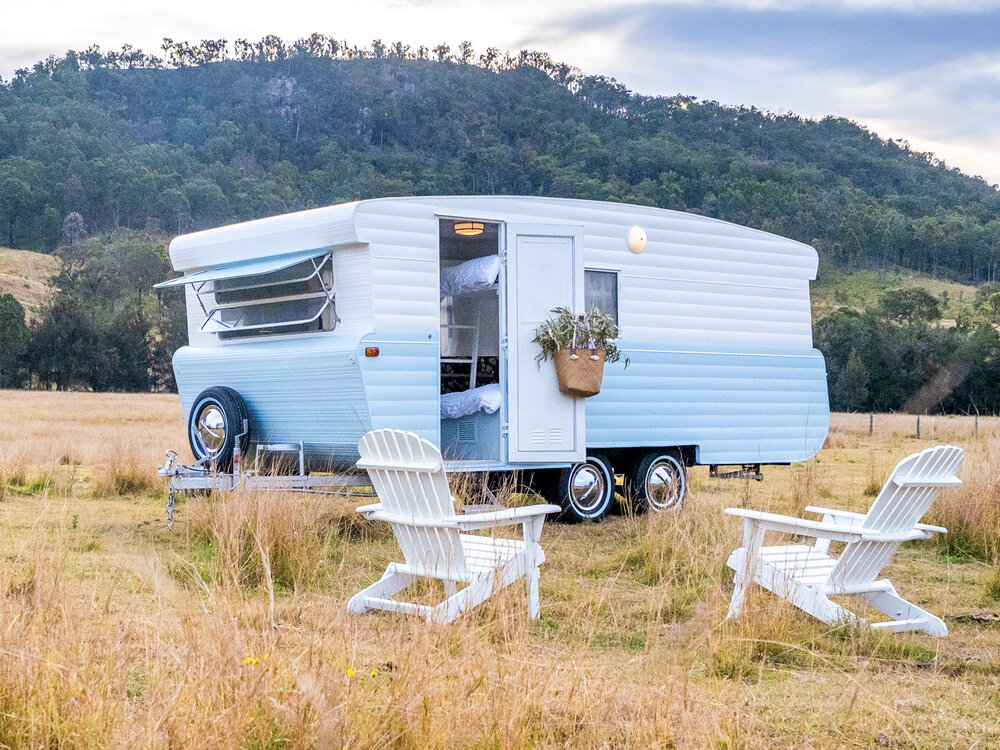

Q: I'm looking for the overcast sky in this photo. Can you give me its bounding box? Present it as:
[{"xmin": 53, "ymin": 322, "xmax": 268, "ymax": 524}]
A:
[{"xmin": 3, "ymin": 0, "xmax": 999, "ymax": 184}]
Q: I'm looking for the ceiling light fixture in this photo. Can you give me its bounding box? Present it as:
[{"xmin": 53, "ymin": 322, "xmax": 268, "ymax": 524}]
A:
[{"xmin": 454, "ymin": 221, "xmax": 484, "ymax": 236}]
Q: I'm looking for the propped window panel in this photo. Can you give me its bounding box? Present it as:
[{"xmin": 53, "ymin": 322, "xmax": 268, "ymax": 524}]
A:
[
  {"xmin": 212, "ymin": 255, "xmax": 333, "ymax": 303},
  {"xmin": 194, "ymin": 253, "xmax": 336, "ymax": 340}
]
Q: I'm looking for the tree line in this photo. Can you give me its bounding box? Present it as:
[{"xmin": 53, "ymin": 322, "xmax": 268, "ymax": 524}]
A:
[
  {"xmin": 0, "ymin": 223, "xmax": 183, "ymax": 391},
  {"xmin": 1, "ymin": 37, "xmax": 1000, "ymax": 408},
  {"xmin": 818, "ymin": 286, "xmax": 1000, "ymax": 414}
]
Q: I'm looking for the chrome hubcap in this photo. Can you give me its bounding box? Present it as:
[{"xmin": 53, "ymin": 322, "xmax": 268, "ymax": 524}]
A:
[
  {"xmin": 646, "ymin": 458, "xmax": 683, "ymax": 511},
  {"xmin": 570, "ymin": 463, "xmax": 607, "ymax": 513},
  {"xmin": 195, "ymin": 404, "xmax": 227, "ymax": 455}
]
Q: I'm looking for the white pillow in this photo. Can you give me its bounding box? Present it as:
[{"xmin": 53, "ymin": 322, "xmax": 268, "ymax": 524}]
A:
[
  {"xmin": 440, "ymin": 255, "xmax": 501, "ymax": 297},
  {"xmin": 441, "ymin": 383, "xmax": 503, "ymax": 420}
]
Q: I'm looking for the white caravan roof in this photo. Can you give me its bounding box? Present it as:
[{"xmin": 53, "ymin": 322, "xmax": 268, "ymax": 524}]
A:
[{"xmin": 166, "ymin": 195, "xmax": 818, "ymax": 282}]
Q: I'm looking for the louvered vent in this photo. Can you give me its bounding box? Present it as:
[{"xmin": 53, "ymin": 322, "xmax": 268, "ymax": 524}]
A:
[{"xmin": 458, "ymin": 420, "xmax": 477, "ymax": 443}]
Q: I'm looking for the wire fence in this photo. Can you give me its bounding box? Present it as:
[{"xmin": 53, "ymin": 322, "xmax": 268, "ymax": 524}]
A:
[{"xmin": 829, "ymin": 412, "xmax": 1000, "ymax": 443}]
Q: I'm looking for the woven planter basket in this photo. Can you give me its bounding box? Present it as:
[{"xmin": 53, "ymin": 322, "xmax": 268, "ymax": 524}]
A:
[{"xmin": 553, "ymin": 349, "xmax": 607, "ymax": 398}]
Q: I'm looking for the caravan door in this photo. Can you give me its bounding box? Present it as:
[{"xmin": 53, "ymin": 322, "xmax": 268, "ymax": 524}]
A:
[{"xmin": 505, "ymin": 224, "xmax": 585, "ymax": 463}]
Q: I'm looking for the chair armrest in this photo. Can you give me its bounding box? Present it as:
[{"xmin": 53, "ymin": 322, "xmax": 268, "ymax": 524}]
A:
[
  {"xmin": 354, "ymin": 504, "xmax": 560, "ymax": 530},
  {"xmin": 356, "ymin": 458, "xmax": 442, "ymax": 472},
  {"xmin": 805, "ymin": 505, "xmax": 947, "ymax": 535},
  {"xmin": 724, "ymin": 508, "xmax": 865, "ymax": 542},
  {"xmin": 454, "ymin": 504, "xmax": 561, "ymax": 531},
  {"xmin": 358, "ymin": 509, "xmax": 462, "ymax": 528}
]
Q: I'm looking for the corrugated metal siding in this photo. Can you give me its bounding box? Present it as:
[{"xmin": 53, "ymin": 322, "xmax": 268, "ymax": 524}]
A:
[
  {"xmin": 359, "ymin": 196, "xmax": 826, "ymax": 464},
  {"xmin": 331, "ymin": 243, "xmax": 375, "ymax": 330},
  {"xmin": 620, "ymin": 276, "xmax": 813, "ymax": 348},
  {"xmin": 168, "ymin": 202, "xmax": 360, "ymax": 272},
  {"xmin": 358, "ymin": 335, "xmax": 440, "ymax": 443},
  {"xmin": 350, "ymin": 203, "xmax": 442, "ymax": 448},
  {"xmin": 586, "ymin": 343, "xmax": 829, "ymax": 463},
  {"xmin": 173, "ymin": 331, "xmax": 370, "ymax": 461},
  {"xmin": 183, "ymin": 285, "xmax": 214, "ymax": 348},
  {"xmin": 355, "ymin": 201, "xmax": 441, "ymax": 333}
]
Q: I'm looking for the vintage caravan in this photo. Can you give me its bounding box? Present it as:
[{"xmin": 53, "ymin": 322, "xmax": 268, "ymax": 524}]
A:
[{"xmin": 157, "ymin": 196, "xmax": 830, "ymax": 521}]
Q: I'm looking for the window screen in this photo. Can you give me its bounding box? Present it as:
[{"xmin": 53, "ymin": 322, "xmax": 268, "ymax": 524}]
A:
[{"xmin": 585, "ymin": 270, "xmax": 619, "ymax": 325}]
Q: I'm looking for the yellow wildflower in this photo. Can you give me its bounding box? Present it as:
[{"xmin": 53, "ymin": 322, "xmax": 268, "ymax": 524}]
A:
[
  {"xmin": 346, "ymin": 668, "xmax": 354, "ymax": 677},
  {"xmin": 370, "ymin": 668, "xmax": 378, "ymax": 678}
]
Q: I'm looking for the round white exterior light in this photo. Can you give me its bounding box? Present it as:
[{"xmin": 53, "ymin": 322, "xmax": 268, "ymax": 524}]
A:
[{"xmin": 627, "ymin": 225, "xmax": 647, "ymax": 254}]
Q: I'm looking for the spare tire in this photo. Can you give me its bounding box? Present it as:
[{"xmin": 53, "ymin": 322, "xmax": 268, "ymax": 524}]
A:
[{"xmin": 187, "ymin": 386, "xmax": 251, "ymax": 471}]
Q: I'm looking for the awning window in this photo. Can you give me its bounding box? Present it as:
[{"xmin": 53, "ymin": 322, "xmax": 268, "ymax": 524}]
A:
[
  {"xmin": 154, "ymin": 250, "xmax": 327, "ymax": 289},
  {"xmin": 160, "ymin": 252, "xmax": 337, "ymax": 340}
]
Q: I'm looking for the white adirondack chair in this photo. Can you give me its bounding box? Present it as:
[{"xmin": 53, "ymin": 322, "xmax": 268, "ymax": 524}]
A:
[
  {"xmin": 347, "ymin": 429, "xmax": 560, "ymax": 624},
  {"xmin": 725, "ymin": 445, "xmax": 963, "ymax": 636}
]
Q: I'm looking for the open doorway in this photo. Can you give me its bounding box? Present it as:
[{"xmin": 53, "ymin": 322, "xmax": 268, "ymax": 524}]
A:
[{"xmin": 438, "ymin": 218, "xmax": 502, "ymax": 462}]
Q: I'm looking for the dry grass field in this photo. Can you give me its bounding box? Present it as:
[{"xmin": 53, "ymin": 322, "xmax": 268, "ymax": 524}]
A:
[{"xmin": 0, "ymin": 391, "xmax": 997, "ymax": 748}]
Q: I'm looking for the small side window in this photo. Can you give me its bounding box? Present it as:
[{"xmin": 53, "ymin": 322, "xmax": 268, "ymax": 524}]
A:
[
  {"xmin": 197, "ymin": 255, "xmax": 336, "ymax": 340},
  {"xmin": 585, "ymin": 270, "xmax": 619, "ymax": 325}
]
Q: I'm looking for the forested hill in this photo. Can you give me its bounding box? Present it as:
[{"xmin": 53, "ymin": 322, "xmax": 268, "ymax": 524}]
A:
[{"xmin": 2, "ymin": 38, "xmax": 1000, "ymax": 281}]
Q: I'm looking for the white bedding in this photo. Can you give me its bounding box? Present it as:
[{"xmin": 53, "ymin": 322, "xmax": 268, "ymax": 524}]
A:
[
  {"xmin": 441, "ymin": 383, "xmax": 503, "ymax": 420},
  {"xmin": 440, "ymin": 255, "xmax": 501, "ymax": 298}
]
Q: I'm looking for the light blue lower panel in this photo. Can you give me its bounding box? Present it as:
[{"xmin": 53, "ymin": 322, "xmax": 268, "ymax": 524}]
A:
[
  {"xmin": 359, "ymin": 334, "xmax": 441, "ymax": 445},
  {"xmin": 173, "ymin": 332, "xmax": 370, "ymax": 464},
  {"xmin": 173, "ymin": 334, "xmax": 829, "ymax": 469},
  {"xmin": 586, "ymin": 343, "xmax": 830, "ymax": 464}
]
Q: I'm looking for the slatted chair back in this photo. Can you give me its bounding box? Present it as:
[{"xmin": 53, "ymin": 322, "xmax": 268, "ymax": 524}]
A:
[
  {"xmin": 357, "ymin": 429, "xmax": 467, "ymax": 579},
  {"xmin": 829, "ymin": 445, "xmax": 963, "ymax": 589}
]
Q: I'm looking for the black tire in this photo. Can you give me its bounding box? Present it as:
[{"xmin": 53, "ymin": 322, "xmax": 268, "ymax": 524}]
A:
[
  {"xmin": 187, "ymin": 386, "xmax": 252, "ymax": 471},
  {"xmin": 549, "ymin": 452, "xmax": 615, "ymax": 523},
  {"xmin": 628, "ymin": 450, "xmax": 687, "ymax": 512}
]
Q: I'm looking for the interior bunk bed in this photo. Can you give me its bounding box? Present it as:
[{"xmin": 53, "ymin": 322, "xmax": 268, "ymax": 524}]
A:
[{"xmin": 439, "ymin": 254, "xmax": 503, "ymax": 461}]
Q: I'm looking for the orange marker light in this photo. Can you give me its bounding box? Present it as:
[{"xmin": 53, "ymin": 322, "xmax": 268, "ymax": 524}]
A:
[{"xmin": 365, "ymin": 347, "xmax": 380, "ymax": 357}]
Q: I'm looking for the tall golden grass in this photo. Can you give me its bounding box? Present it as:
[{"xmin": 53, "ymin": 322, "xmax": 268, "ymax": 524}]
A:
[{"xmin": 0, "ymin": 392, "xmax": 997, "ymax": 747}]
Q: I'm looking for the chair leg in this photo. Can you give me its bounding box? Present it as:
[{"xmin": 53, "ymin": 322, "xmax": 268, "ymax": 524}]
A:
[
  {"xmin": 859, "ymin": 585, "xmax": 948, "ymax": 636},
  {"xmin": 726, "ymin": 520, "xmax": 766, "ymax": 619},
  {"xmin": 525, "ymin": 564, "xmax": 540, "ymax": 620},
  {"xmin": 523, "ymin": 517, "xmax": 544, "ymax": 620},
  {"xmin": 755, "ymin": 564, "xmax": 861, "ymax": 628},
  {"xmin": 432, "ymin": 576, "xmax": 493, "ymax": 624},
  {"xmin": 347, "ymin": 564, "xmax": 416, "ymax": 614}
]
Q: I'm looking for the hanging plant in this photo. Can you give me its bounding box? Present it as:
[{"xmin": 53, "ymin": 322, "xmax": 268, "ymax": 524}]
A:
[
  {"xmin": 532, "ymin": 307, "xmax": 623, "ymax": 397},
  {"xmin": 533, "ymin": 307, "xmax": 622, "ymax": 363}
]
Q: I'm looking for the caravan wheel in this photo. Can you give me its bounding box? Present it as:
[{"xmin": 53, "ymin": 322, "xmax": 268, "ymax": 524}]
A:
[
  {"xmin": 187, "ymin": 386, "xmax": 252, "ymax": 471},
  {"xmin": 553, "ymin": 453, "xmax": 615, "ymax": 523},
  {"xmin": 629, "ymin": 451, "xmax": 687, "ymax": 512}
]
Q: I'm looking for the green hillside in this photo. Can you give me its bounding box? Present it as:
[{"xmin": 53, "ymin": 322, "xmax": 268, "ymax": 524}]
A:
[
  {"xmin": 812, "ymin": 265, "xmax": 978, "ymax": 322},
  {"xmin": 1, "ymin": 37, "xmax": 998, "ymax": 283}
]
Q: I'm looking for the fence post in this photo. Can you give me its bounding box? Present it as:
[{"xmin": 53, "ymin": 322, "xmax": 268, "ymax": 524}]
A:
[
  {"xmin": 975, "ymin": 414, "xmax": 979, "ymax": 437},
  {"xmin": 869, "ymin": 413, "xmax": 873, "ymax": 437},
  {"xmin": 916, "ymin": 415, "xmax": 921, "ymax": 440}
]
